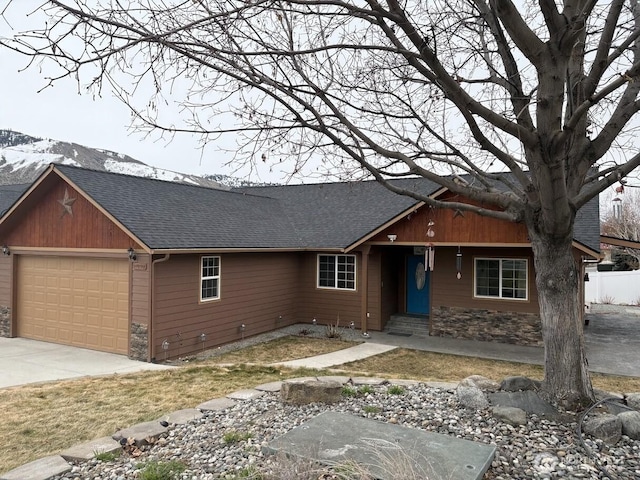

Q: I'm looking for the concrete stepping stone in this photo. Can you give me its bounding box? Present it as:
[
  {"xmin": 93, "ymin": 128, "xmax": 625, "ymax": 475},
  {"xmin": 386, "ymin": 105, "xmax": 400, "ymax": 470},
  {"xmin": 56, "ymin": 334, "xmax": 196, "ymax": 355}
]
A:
[
  {"xmin": 283, "ymin": 376, "xmax": 318, "ymax": 383},
  {"xmin": 316, "ymin": 375, "xmax": 351, "ymax": 384},
  {"xmin": 254, "ymin": 381, "xmax": 284, "ymax": 392},
  {"xmin": 425, "ymin": 381, "xmax": 458, "ymax": 390},
  {"xmin": 226, "ymin": 388, "xmax": 265, "ymax": 400},
  {"xmin": 60, "ymin": 436, "xmax": 121, "ymax": 462},
  {"xmin": 266, "ymin": 412, "xmax": 495, "ymax": 480},
  {"xmin": 197, "ymin": 397, "xmax": 237, "ymax": 411},
  {"xmin": 0, "ymin": 455, "xmax": 70, "ymax": 480},
  {"xmin": 112, "ymin": 420, "xmax": 168, "ymax": 445},
  {"xmin": 351, "ymin": 376, "xmax": 387, "ymax": 386},
  {"xmin": 162, "ymin": 408, "xmax": 204, "ymax": 425}
]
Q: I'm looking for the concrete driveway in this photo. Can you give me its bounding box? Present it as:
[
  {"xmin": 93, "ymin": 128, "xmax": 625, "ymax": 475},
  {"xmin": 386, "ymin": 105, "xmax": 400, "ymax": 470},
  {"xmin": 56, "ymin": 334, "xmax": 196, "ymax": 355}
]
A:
[
  {"xmin": 0, "ymin": 337, "xmax": 173, "ymax": 389},
  {"xmin": 584, "ymin": 304, "xmax": 640, "ymax": 377}
]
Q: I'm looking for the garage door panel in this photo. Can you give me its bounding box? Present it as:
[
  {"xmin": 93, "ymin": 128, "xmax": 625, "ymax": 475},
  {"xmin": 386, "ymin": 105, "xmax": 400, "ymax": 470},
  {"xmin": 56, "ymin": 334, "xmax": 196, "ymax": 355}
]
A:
[{"xmin": 17, "ymin": 256, "xmax": 129, "ymax": 355}]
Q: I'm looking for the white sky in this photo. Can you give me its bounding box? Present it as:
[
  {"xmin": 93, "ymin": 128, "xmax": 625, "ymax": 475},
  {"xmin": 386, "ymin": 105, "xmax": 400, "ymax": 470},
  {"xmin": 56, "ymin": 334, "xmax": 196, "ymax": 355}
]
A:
[{"xmin": 0, "ymin": 3, "xmax": 293, "ymax": 184}]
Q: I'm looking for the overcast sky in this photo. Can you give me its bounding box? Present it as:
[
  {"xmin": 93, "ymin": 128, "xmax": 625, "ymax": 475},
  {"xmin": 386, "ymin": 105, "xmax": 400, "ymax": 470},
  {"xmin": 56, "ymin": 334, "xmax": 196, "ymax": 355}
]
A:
[{"xmin": 0, "ymin": 3, "xmax": 294, "ymax": 184}]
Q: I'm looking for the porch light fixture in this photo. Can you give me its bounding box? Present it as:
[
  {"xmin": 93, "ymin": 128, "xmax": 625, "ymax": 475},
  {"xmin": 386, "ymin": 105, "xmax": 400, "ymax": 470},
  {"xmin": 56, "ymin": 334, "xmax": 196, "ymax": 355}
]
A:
[
  {"xmin": 1, "ymin": 245, "xmax": 9, "ymax": 256},
  {"xmin": 128, "ymin": 247, "xmax": 137, "ymax": 261},
  {"xmin": 387, "ymin": 234, "xmax": 397, "ymax": 242},
  {"xmin": 312, "ymin": 318, "xmax": 317, "ymax": 325},
  {"xmin": 584, "ymin": 272, "xmax": 590, "ymax": 282}
]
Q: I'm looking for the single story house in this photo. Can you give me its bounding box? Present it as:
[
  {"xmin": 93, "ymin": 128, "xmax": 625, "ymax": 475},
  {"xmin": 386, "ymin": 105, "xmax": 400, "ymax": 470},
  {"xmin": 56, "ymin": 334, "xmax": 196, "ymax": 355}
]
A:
[{"xmin": 0, "ymin": 164, "xmax": 600, "ymax": 361}]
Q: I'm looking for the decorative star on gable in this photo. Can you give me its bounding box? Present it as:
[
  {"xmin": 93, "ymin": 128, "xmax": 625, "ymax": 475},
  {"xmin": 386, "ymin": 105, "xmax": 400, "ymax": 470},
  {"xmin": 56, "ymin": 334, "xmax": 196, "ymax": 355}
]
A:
[
  {"xmin": 58, "ymin": 188, "xmax": 76, "ymax": 218},
  {"xmin": 453, "ymin": 208, "xmax": 465, "ymax": 219}
]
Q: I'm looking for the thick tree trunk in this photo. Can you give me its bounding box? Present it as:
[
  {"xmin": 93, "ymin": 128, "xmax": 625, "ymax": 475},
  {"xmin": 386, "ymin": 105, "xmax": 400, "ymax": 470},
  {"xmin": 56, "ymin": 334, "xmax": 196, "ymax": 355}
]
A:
[{"xmin": 529, "ymin": 231, "xmax": 595, "ymax": 410}]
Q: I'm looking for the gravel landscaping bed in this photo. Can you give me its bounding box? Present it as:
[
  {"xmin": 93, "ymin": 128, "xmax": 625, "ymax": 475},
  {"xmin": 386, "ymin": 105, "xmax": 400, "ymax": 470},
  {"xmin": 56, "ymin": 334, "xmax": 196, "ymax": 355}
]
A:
[{"xmin": 52, "ymin": 382, "xmax": 639, "ymax": 480}]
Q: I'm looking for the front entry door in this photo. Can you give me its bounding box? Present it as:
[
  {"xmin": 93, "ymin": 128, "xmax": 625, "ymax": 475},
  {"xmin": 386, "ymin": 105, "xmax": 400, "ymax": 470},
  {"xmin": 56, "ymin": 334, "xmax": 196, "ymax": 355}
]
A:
[{"xmin": 406, "ymin": 255, "xmax": 430, "ymax": 315}]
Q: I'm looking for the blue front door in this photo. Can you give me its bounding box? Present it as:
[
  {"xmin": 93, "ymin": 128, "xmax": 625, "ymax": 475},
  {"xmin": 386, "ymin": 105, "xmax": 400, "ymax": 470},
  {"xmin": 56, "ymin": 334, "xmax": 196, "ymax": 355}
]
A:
[{"xmin": 406, "ymin": 255, "xmax": 430, "ymax": 314}]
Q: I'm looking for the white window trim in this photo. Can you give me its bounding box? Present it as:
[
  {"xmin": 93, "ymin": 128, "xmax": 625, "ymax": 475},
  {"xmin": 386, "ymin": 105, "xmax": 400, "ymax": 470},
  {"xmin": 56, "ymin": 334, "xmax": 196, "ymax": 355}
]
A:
[
  {"xmin": 473, "ymin": 257, "xmax": 528, "ymax": 301},
  {"xmin": 200, "ymin": 255, "xmax": 221, "ymax": 302},
  {"xmin": 317, "ymin": 254, "xmax": 357, "ymax": 291}
]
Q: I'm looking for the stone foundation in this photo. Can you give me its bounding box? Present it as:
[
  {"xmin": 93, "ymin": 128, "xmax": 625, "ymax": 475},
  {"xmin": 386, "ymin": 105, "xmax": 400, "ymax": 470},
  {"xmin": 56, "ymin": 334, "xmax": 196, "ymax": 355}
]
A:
[
  {"xmin": 129, "ymin": 322, "xmax": 149, "ymax": 361},
  {"xmin": 431, "ymin": 306, "xmax": 542, "ymax": 346},
  {"xmin": 0, "ymin": 306, "xmax": 10, "ymax": 337}
]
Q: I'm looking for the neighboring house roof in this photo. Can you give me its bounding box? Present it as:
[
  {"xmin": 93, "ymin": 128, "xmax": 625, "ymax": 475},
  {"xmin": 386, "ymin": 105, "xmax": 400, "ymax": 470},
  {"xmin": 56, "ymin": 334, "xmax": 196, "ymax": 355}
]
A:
[
  {"xmin": 2, "ymin": 164, "xmax": 601, "ymax": 253},
  {"xmin": 0, "ymin": 183, "xmax": 30, "ymax": 216}
]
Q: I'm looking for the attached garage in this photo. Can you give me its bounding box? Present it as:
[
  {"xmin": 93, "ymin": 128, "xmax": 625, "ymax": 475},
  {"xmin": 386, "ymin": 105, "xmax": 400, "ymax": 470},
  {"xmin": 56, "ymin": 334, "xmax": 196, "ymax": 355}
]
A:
[{"xmin": 16, "ymin": 256, "xmax": 129, "ymax": 354}]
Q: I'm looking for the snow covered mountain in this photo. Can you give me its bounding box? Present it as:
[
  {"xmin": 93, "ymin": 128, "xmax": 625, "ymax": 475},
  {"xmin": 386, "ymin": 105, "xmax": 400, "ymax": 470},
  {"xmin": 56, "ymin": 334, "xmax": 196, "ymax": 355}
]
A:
[{"xmin": 0, "ymin": 130, "xmax": 232, "ymax": 188}]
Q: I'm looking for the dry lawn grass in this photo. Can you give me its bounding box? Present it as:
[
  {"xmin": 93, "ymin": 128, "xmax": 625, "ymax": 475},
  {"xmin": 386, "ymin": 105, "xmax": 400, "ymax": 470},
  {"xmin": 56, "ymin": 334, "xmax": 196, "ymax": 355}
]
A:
[
  {"xmin": 2, "ymin": 337, "xmax": 639, "ymax": 475},
  {"xmin": 199, "ymin": 336, "xmax": 357, "ymax": 365},
  {"xmin": 0, "ymin": 364, "xmax": 327, "ymax": 474}
]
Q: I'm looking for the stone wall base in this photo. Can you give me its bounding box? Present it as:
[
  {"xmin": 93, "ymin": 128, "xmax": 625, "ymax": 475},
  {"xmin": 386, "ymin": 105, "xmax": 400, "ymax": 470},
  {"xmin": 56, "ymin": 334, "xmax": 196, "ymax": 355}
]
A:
[
  {"xmin": 130, "ymin": 322, "xmax": 149, "ymax": 361},
  {"xmin": 431, "ymin": 306, "xmax": 543, "ymax": 346},
  {"xmin": 0, "ymin": 306, "xmax": 10, "ymax": 337}
]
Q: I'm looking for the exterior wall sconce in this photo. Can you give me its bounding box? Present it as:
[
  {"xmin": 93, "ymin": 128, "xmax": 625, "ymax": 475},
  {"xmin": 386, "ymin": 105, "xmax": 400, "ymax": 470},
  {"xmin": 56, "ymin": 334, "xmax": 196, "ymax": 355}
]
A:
[
  {"xmin": 387, "ymin": 234, "xmax": 397, "ymax": 242},
  {"xmin": 584, "ymin": 272, "xmax": 590, "ymax": 282},
  {"xmin": 456, "ymin": 246, "xmax": 462, "ymax": 280},
  {"xmin": 128, "ymin": 247, "xmax": 137, "ymax": 261},
  {"xmin": 1, "ymin": 245, "xmax": 9, "ymax": 256},
  {"xmin": 312, "ymin": 318, "xmax": 317, "ymax": 325}
]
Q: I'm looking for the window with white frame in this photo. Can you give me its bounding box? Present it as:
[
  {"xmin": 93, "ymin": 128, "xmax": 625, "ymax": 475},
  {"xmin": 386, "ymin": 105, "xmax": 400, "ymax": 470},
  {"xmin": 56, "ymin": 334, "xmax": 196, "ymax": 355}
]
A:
[
  {"xmin": 318, "ymin": 254, "xmax": 356, "ymax": 290},
  {"xmin": 475, "ymin": 258, "xmax": 527, "ymax": 300},
  {"xmin": 201, "ymin": 256, "xmax": 221, "ymax": 301}
]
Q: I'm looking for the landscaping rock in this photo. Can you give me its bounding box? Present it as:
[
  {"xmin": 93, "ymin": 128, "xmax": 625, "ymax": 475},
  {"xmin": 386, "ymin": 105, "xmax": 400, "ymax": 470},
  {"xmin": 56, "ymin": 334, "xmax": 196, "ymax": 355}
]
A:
[
  {"xmin": 500, "ymin": 376, "xmax": 539, "ymax": 392},
  {"xmin": 280, "ymin": 380, "xmax": 343, "ymax": 405},
  {"xmin": 627, "ymin": 392, "xmax": 640, "ymax": 410},
  {"xmin": 459, "ymin": 375, "xmax": 500, "ymax": 392},
  {"xmin": 487, "ymin": 391, "xmax": 561, "ymax": 419},
  {"xmin": 582, "ymin": 414, "xmax": 622, "ymax": 445},
  {"xmin": 618, "ymin": 410, "xmax": 640, "ymax": 440},
  {"xmin": 492, "ymin": 406, "xmax": 527, "ymax": 426},
  {"xmin": 456, "ymin": 385, "xmax": 489, "ymax": 409}
]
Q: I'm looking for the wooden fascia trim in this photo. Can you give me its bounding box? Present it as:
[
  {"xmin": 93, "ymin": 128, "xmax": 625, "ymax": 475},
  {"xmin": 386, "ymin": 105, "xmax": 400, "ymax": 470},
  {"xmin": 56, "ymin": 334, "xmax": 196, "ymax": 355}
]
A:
[
  {"xmin": 149, "ymin": 247, "xmax": 344, "ymax": 254},
  {"xmin": 0, "ymin": 164, "xmax": 55, "ymax": 227},
  {"xmin": 572, "ymin": 241, "xmax": 602, "ymax": 260},
  {"xmin": 345, "ymin": 202, "xmax": 425, "ymax": 253},
  {"xmin": 53, "ymin": 166, "xmax": 152, "ymax": 254},
  {"xmin": 600, "ymin": 235, "xmax": 640, "ymax": 250}
]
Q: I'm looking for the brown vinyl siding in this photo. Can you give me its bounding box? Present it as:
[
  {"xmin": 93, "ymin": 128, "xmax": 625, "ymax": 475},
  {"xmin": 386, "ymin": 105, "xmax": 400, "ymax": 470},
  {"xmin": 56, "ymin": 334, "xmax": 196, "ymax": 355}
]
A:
[
  {"xmin": 1, "ymin": 179, "xmax": 134, "ymax": 250},
  {"xmin": 131, "ymin": 254, "xmax": 151, "ymax": 327},
  {"xmin": 366, "ymin": 249, "xmax": 382, "ymax": 331},
  {"xmin": 370, "ymin": 194, "xmax": 528, "ymax": 245},
  {"xmin": 297, "ymin": 252, "xmax": 362, "ymax": 330},
  {"xmin": 431, "ymin": 246, "xmax": 538, "ymax": 313},
  {"xmin": 380, "ymin": 248, "xmax": 401, "ymax": 329},
  {"xmin": 152, "ymin": 252, "xmax": 301, "ymax": 359}
]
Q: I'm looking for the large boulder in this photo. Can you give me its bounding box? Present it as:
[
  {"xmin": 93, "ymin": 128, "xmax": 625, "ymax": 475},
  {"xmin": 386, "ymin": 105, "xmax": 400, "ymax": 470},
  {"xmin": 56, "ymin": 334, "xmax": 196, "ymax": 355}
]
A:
[
  {"xmin": 492, "ymin": 406, "xmax": 527, "ymax": 426},
  {"xmin": 626, "ymin": 392, "xmax": 640, "ymax": 410},
  {"xmin": 618, "ymin": 410, "xmax": 640, "ymax": 440},
  {"xmin": 280, "ymin": 380, "xmax": 343, "ymax": 405},
  {"xmin": 456, "ymin": 385, "xmax": 489, "ymax": 409},
  {"xmin": 500, "ymin": 376, "xmax": 540, "ymax": 392},
  {"xmin": 582, "ymin": 414, "xmax": 622, "ymax": 445},
  {"xmin": 459, "ymin": 375, "xmax": 500, "ymax": 392}
]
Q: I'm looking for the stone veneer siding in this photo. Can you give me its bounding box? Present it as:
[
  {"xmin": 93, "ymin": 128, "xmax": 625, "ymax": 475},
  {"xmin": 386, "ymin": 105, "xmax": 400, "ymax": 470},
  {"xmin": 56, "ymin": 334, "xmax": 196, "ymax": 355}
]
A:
[
  {"xmin": 0, "ymin": 306, "xmax": 10, "ymax": 337},
  {"xmin": 430, "ymin": 306, "xmax": 543, "ymax": 346},
  {"xmin": 129, "ymin": 322, "xmax": 148, "ymax": 361}
]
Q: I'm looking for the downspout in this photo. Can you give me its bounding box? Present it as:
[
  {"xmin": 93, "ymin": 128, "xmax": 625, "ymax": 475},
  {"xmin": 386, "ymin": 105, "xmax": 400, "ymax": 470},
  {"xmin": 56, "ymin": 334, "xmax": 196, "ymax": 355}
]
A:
[{"xmin": 150, "ymin": 253, "xmax": 170, "ymax": 362}]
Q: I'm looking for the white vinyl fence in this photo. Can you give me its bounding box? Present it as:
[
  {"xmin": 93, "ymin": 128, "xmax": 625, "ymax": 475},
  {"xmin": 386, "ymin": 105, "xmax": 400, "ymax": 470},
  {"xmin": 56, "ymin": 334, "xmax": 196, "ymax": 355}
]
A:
[{"xmin": 585, "ymin": 269, "xmax": 640, "ymax": 305}]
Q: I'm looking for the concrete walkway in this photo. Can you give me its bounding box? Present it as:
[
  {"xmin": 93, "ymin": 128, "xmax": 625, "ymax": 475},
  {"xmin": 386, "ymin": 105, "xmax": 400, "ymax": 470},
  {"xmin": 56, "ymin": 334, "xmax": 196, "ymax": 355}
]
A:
[
  {"xmin": 0, "ymin": 337, "xmax": 172, "ymax": 389},
  {"xmin": 270, "ymin": 304, "xmax": 640, "ymax": 377}
]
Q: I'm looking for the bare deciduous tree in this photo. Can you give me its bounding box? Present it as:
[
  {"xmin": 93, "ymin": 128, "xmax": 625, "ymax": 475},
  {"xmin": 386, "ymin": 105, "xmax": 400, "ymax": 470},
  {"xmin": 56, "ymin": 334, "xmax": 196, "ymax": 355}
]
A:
[{"xmin": 3, "ymin": 0, "xmax": 640, "ymax": 408}]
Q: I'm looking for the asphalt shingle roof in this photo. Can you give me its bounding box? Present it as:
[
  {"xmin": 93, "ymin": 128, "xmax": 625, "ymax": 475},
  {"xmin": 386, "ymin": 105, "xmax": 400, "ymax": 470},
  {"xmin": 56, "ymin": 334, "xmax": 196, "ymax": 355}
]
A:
[
  {"xmin": 0, "ymin": 183, "xmax": 29, "ymax": 216},
  {"xmin": 50, "ymin": 165, "xmax": 600, "ymax": 252},
  {"xmin": 56, "ymin": 165, "xmax": 303, "ymax": 250}
]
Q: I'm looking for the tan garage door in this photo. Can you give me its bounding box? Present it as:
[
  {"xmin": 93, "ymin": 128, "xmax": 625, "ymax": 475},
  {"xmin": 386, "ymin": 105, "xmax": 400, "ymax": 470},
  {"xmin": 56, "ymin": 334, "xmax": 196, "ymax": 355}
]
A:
[{"xmin": 17, "ymin": 256, "xmax": 129, "ymax": 354}]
